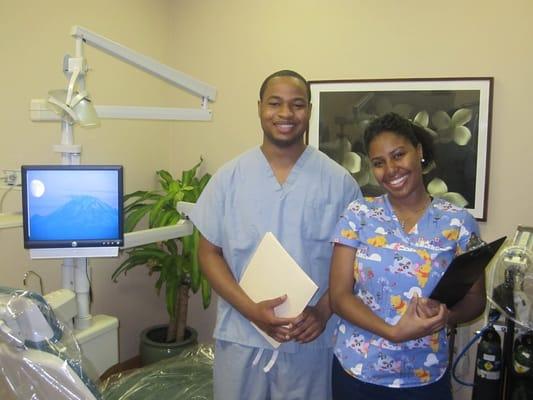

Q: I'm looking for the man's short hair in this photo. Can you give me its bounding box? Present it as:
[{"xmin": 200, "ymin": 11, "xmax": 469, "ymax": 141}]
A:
[{"xmin": 259, "ymin": 70, "xmax": 311, "ymax": 103}]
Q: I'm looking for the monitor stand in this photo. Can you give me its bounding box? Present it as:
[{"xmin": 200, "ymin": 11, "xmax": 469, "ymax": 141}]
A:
[{"xmin": 29, "ymin": 247, "xmax": 119, "ymax": 259}]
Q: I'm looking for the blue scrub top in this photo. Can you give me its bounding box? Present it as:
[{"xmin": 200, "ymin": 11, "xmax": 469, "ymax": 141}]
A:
[{"xmin": 190, "ymin": 146, "xmax": 360, "ymax": 352}]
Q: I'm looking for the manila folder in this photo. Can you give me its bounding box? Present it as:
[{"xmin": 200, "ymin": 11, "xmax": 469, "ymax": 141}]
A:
[{"xmin": 239, "ymin": 232, "xmax": 318, "ymax": 348}]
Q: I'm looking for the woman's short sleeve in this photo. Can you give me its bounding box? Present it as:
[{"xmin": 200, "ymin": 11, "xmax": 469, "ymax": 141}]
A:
[
  {"xmin": 457, "ymin": 210, "xmax": 481, "ymax": 253},
  {"xmin": 330, "ymin": 200, "xmax": 363, "ymax": 249}
]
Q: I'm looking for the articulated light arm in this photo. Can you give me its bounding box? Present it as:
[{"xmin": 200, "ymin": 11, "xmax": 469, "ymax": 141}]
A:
[
  {"xmin": 31, "ymin": 25, "xmax": 217, "ymax": 123},
  {"xmin": 31, "ymin": 100, "xmax": 213, "ymax": 122},
  {"xmin": 71, "ymin": 26, "xmax": 216, "ymax": 102}
]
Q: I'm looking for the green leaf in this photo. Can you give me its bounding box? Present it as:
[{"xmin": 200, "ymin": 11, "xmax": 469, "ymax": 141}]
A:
[
  {"xmin": 123, "ymin": 190, "xmax": 151, "ymax": 202},
  {"xmin": 149, "ymin": 192, "xmax": 174, "ymax": 227},
  {"xmin": 124, "ymin": 204, "xmax": 152, "ymax": 232},
  {"xmin": 137, "ymin": 243, "xmax": 160, "ymax": 251},
  {"xmin": 168, "ymin": 213, "xmax": 182, "ymax": 225},
  {"xmin": 173, "ymin": 191, "xmax": 185, "ymax": 205},
  {"xmin": 182, "ymin": 233, "xmax": 193, "ymax": 254},
  {"xmin": 162, "ymin": 255, "xmax": 178, "ymax": 316},
  {"xmin": 124, "ymin": 191, "xmax": 162, "ymax": 212},
  {"xmin": 155, "ymin": 264, "xmax": 167, "ymax": 292},
  {"xmin": 182, "ymin": 189, "xmax": 197, "ymax": 203},
  {"xmin": 166, "ymin": 278, "xmax": 177, "ymax": 317},
  {"xmin": 128, "ymin": 248, "xmax": 167, "ymax": 260},
  {"xmin": 189, "ymin": 173, "xmax": 211, "ymax": 201},
  {"xmin": 111, "ymin": 261, "xmax": 133, "ymax": 281},
  {"xmin": 154, "ymin": 276, "xmax": 163, "ymax": 292},
  {"xmin": 168, "ymin": 180, "xmax": 180, "ymax": 194},
  {"xmin": 198, "ymin": 173, "xmax": 211, "ymax": 192},
  {"xmin": 152, "ymin": 208, "xmax": 177, "ymax": 228},
  {"xmin": 157, "ymin": 170, "xmax": 174, "ymax": 191},
  {"xmin": 157, "ymin": 211, "xmax": 177, "ymax": 228},
  {"xmin": 189, "ymin": 228, "xmax": 201, "ymax": 292},
  {"xmin": 111, "ymin": 254, "xmax": 152, "ymax": 281},
  {"xmin": 201, "ymin": 276, "xmax": 211, "ymax": 309},
  {"xmin": 124, "ymin": 190, "xmax": 161, "ymax": 207},
  {"xmin": 181, "ymin": 158, "xmax": 203, "ymax": 186},
  {"xmin": 175, "ymin": 256, "xmax": 184, "ymax": 286},
  {"xmin": 162, "ymin": 239, "xmax": 178, "ymax": 255},
  {"xmin": 124, "ymin": 202, "xmax": 147, "ymax": 216}
]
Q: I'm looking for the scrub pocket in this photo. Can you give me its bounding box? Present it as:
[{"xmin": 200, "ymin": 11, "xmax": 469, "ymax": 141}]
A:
[
  {"xmin": 222, "ymin": 201, "xmax": 260, "ymax": 279},
  {"xmin": 304, "ymin": 202, "xmax": 338, "ymax": 241}
]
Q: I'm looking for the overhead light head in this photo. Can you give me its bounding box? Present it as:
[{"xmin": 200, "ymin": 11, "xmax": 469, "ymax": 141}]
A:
[{"xmin": 47, "ymin": 89, "xmax": 100, "ymax": 128}]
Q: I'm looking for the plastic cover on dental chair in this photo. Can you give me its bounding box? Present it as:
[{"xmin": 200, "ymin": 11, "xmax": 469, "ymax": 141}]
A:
[
  {"xmin": 100, "ymin": 344, "xmax": 214, "ymax": 400},
  {"xmin": 0, "ymin": 287, "xmax": 214, "ymax": 399},
  {"xmin": 0, "ymin": 287, "xmax": 101, "ymax": 400}
]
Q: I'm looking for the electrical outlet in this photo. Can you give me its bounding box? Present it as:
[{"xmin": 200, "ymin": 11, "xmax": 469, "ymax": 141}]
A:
[{"xmin": 3, "ymin": 169, "xmax": 21, "ymax": 186}]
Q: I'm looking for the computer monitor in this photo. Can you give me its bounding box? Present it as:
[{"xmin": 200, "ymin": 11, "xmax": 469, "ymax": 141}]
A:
[{"xmin": 21, "ymin": 165, "xmax": 124, "ymax": 259}]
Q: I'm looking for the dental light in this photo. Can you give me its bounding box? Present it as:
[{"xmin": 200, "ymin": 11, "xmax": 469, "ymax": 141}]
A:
[{"xmin": 47, "ymin": 88, "xmax": 99, "ymax": 128}]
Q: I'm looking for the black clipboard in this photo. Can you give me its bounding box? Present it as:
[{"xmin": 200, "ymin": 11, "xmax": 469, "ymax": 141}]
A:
[{"xmin": 429, "ymin": 236, "xmax": 507, "ymax": 308}]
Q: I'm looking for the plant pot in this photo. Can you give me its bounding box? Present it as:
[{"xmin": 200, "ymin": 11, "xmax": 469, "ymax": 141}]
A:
[{"xmin": 139, "ymin": 324, "xmax": 198, "ymax": 366}]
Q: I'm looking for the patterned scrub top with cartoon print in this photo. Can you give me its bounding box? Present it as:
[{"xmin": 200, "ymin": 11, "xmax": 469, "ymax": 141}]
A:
[{"xmin": 331, "ymin": 195, "xmax": 480, "ymax": 388}]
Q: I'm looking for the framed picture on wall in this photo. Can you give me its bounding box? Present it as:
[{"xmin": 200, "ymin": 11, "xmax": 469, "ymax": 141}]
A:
[{"xmin": 307, "ymin": 78, "xmax": 494, "ymax": 220}]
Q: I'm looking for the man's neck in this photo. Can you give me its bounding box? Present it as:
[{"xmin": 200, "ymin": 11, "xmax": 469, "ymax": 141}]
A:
[
  {"xmin": 260, "ymin": 140, "xmax": 306, "ymax": 184},
  {"xmin": 260, "ymin": 140, "xmax": 306, "ymax": 166}
]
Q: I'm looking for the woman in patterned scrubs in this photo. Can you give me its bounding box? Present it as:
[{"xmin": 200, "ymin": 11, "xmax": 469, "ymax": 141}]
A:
[{"xmin": 329, "ymin": 112, "xmax": 486, "ymax": 400}]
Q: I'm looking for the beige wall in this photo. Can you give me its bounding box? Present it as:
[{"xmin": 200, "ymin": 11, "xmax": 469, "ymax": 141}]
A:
[{"xmin": 1, "ymin": 0, "xmax": 532, "ymax": 382}]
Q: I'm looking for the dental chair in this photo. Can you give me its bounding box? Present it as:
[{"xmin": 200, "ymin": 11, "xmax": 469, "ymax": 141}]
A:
[
  {"xmin": 0, "ymin": 287, "xmax": 101, "ymax": 400},
  {"xmin": 0, "ymin": 287, "xmax": 213, "ymax": 400}
]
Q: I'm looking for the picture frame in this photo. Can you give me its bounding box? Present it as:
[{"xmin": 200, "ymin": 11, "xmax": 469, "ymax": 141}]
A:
[{"xmin": 308, "ymin": 78, "xmax": 494, "ymax": 220}]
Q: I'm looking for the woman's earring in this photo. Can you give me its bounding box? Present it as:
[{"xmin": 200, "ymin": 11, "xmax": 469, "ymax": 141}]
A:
[{"xmin": 421, "ymin": 157, "xmax": 425, "ymax": 164}]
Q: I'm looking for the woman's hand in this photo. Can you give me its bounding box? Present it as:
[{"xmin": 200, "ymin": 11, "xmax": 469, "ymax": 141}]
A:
[
  {"xmin": 416, "ymin": 297, "xmax": 441, "ymax": 318},
  {"xmin": 389, "ymin": 296, "xmax": 449, "ymax": 343},
  {"xmin": 289, "ymin": 304, "xmax": 329, "ymax": 344}
]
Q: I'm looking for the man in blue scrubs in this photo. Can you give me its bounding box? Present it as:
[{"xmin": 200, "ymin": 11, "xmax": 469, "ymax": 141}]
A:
[{"xmin": 190, "ymin": 70, "xmax": 360, "ymax": 400}]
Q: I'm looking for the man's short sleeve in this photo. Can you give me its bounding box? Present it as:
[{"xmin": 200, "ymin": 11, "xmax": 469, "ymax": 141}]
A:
[
  {"xmin": 342, "ymin": 172, "xmax": 362, "ymax": 209},
  {"xmin": 189, "ymin": 172, "xmax": 225, "ymax": 247}
]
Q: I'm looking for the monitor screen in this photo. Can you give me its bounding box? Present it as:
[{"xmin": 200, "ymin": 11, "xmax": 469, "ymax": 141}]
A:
[{"xmin": 21, "ymin": 165, "xmax": 124, "ymax": 259}]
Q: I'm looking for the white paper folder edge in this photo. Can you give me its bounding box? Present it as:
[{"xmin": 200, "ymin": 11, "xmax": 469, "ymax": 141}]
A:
[{"xmin": 239, "ymin": 232, "xmax": 318, "ymax": 348}]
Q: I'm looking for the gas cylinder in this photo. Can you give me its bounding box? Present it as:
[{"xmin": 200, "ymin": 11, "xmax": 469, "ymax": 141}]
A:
[
  {"xmin": 513, "ymin": 333, "xmax": 533, "ymax": 377},
  {"xmin": 471, "ymin": 326, "xmax": 502, "ymax": 400},
  {"xmin": 511, "ymin": 332, "xmax": 533, "ymax": 400}
]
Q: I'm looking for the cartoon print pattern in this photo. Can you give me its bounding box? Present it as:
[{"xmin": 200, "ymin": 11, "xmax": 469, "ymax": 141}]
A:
[{"xmin": 332, "ymin": 195, "xmax": 479, "ymax": 388}]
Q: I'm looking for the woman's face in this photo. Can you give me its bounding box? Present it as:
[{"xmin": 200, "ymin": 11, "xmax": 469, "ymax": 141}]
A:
[{"xmin": 368, "ymin": 131, "xmax": 424, "ymax": 201}]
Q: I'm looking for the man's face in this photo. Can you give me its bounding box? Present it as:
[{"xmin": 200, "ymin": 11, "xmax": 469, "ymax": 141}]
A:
[{"xmin": 258, "ymin": 76, "xmax": 311, "ymax": 148}]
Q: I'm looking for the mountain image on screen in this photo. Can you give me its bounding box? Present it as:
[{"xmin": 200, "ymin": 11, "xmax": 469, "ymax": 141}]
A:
[{"xmin": 30, "ymin": 195, "xmax": 118, "ymax": 240}]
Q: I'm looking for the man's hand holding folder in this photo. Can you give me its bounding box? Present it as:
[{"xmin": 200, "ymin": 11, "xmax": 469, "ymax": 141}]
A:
[{"xmin": 239, "ymin": 232, "xmax": 319, "ymax": 348}]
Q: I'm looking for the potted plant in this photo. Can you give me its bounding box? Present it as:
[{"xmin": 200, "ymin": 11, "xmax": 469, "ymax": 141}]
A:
[{"xmin": 112, "ymin": 158, "xmax": 211, "ymax": 364}]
